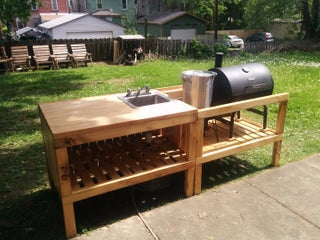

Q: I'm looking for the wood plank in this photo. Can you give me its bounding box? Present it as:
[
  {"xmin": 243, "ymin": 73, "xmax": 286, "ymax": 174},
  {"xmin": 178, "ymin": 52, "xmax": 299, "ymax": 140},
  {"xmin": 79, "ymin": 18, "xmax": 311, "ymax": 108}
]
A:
[
  {"xmin": 200, "ymin": 134, "xmax": 282, "ymax": 164},
  {"xmin": 85, "ymin": 160, "xmax": 107, "ymax": 184},
  {"xmin": 157, "ymin": 85, "xmax": 183, "ymax": 99},
  {"xmin": 198, "ymin": 93, "xmax": 289, "ymax": 119},
  {"xmin": 38, "ymin": 94, "xmax": 197, "ymax": 148},
  {"xmin": 66, "ymin": 161, "xmax": 192, "ymax": 203},
  {"xmin": 75, "ymin": 163, "xmax": 95, "ymax": 188},
  {"xmin": 99, "ymin": 161, "xmax": 121, "ymax": 180},
  {"xmin": 61, "ymin": 203, "xmax": 77, "ymax": 238},
  {"xmin": 120, "ymin": 136, "xmax": 158, "ymax": 171},
  {"xmin": 275, "ymin": 100, "xmax": 288, "ymax": 134},
  {"xmin": 70, "ymin": 173, "xmax": 81, "ymax": 191},
  {"xmin": 56, "ymin": 148, "xmax": 72, "ymax": 197},
  {"xmin": 185, "ymin": 122, "xmax": 196, "ymax": 196},
  {"xmin": 272, "ymin": 140, "xmax": 282, "ymax": 166},
  {"xmin": 121, "ymin": 155, "xmax": 144, "ymax": 174}
]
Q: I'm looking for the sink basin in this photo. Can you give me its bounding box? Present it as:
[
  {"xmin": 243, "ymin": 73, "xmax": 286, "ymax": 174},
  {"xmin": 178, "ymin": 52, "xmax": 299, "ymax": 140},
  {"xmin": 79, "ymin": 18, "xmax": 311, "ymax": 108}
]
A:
[{"xmin": 119, "ymin": 90, "xmax": 172, "ymax": 108}]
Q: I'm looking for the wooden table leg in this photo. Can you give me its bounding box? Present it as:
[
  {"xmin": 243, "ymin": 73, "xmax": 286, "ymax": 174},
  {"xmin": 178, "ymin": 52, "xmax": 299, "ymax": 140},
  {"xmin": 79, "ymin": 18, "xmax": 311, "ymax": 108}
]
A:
[
  {"xmin": 62, "ymin": 202, "xmax": 77, "ymax": 238},
  {"xmin": 194, "ymin": 164, "xmax": 202, "ymax": 195},
  {"xmin": 184, "ymin": 168, "xmax": 194, "ymax": 197},
  {"xmin": 272, "ymin": 140, "xmax": 282, "ymax": 166}
]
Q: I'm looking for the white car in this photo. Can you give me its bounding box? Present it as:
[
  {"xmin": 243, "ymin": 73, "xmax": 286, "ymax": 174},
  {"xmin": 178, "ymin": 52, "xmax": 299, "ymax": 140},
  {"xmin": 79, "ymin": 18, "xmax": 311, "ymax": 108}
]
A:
[{"xmin": 226, "ymin": 35, "xmax": 244, "ymax": 48}]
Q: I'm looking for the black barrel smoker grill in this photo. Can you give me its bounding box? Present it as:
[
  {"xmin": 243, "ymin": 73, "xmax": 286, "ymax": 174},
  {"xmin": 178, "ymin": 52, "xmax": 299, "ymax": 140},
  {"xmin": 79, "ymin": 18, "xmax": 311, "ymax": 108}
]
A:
[{"xmin": 208, "ymin": 57, "xmax": 274, "ymax": 139}]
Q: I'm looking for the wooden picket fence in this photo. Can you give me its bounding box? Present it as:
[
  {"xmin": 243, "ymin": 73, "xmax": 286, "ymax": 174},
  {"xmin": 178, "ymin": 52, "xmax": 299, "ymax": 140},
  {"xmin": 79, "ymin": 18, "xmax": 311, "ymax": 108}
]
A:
[{"xmin": 1, "ymin": 38, "xmax": 318, "ymax": 62}]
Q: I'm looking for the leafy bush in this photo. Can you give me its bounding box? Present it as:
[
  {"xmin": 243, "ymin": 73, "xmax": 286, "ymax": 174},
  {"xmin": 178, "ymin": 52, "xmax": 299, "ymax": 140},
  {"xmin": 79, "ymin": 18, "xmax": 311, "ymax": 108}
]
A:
[
  {"xmin": 179, "ymin": 39, "xmax": 214, "ymax": 59},
  {"xmin": 213, "ymin": 43, "xmax": 229, "ymax": 55}
]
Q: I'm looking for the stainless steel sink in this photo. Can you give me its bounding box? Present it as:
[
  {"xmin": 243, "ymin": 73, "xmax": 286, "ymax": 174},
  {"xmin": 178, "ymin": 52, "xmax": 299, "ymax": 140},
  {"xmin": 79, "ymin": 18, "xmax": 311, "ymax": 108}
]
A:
[{"xmin": 119, "ymin": 90, "xmax": 172, "ymax": 108}]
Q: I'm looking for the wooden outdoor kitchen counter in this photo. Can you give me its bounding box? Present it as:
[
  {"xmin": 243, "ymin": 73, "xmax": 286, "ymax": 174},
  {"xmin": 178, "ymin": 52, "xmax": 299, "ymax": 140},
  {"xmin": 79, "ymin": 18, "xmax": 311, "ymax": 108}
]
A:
[
  {"xmin": 39, "ymin": 90, "xmax": 199, "ymax": 238},
  {"xmin": 39, "ymin": 87, "xmax": 288, "ymax": 238},
  {"xmin": 38, "ymin": 93, "xmax": 197, "ymax": 148}
]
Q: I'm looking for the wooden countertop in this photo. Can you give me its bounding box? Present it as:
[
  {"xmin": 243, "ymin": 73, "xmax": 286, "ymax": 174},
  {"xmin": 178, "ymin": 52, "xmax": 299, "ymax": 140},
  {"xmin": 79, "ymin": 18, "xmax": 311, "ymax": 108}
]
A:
[{"xmin": 39, "ymin": 93, "xmax": 197, "ymax": 148}]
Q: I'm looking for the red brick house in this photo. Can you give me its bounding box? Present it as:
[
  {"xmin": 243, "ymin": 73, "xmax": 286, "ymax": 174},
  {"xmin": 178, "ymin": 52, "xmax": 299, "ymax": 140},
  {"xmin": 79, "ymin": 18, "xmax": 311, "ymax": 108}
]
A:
[{"xmin": 24, "ymin": 0, "xmax": 71, "ymax": 28}]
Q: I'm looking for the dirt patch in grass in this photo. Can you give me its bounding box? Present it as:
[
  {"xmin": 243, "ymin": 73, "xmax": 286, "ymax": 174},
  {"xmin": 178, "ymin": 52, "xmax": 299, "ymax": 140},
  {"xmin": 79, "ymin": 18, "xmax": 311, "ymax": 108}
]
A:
[
  {"xmin": 108, "ymin": 78, "xmax": 133, "ymax": 87},
  {"xmin": 86, "ymin": 78, "xmax": 133, "ymax": 88}
]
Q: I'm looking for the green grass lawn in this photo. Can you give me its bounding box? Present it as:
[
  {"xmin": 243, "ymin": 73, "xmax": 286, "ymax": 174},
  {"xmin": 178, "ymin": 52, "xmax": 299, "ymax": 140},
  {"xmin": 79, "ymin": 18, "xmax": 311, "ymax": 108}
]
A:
[{"xmin": 0, "ymin": 52, "xmax": 319, "ymax": 239}]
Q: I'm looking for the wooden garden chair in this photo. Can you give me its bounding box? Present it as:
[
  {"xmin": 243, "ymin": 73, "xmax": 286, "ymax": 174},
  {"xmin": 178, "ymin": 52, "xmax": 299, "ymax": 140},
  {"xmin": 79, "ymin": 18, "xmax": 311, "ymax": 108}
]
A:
[
  {"xmin": 50, "ymin": 44, "xmax": 74, "ymax": 69},
  {"xmin": 32, "ymin": 45, "xmax": 54, "ymax": 70},
  {"xmin": 70, "ymin": 43, "xmax": 93, "ymax": 67},
  {"xmin": 0, "ymin": 46, "xmax": 10, "ymax": 72},
  {"xmin": 9, "ymin": 45, "xmax": 31, "ymax": 71}
]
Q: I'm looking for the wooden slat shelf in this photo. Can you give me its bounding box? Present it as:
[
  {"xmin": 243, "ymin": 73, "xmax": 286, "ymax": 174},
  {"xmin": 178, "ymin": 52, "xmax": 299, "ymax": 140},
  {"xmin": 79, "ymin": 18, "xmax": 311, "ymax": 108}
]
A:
[
  {"xmin": 203, "ymin": 118, "xmax": 276, "ymax": 153},
  {"xmin": 67, "ymin": 134, "xmax": 189, "ymax": 194},
  {"xmin": 193, "ymin": 92, "xmax": 289, "ymax": 194}
]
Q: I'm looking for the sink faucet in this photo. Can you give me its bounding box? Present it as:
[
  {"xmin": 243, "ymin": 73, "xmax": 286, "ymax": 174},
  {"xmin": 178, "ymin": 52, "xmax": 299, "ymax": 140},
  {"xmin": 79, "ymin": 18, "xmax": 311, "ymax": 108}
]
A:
[
  {"xmin": 125, "ymin": 88, "xmax": 132, "ymax": 97},
  {"xmin": 136, "ymin": 85, "xmax": 150, "ymax": 97}
]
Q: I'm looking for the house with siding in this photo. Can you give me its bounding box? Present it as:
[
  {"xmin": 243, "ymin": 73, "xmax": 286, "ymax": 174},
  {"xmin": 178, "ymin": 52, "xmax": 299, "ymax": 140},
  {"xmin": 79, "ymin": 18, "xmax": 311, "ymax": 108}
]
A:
[
  {"xmin": 25, "ymin": 0, "xmax": 207, "ymax": 39},
  {"xmin": 38, "ymin": 13, "xmax": 124, "ymax": 39},
  {"xmin": 25, "ymin": 0, "xmax": 130, "ymax": 28},
  {"xmin": 70, "ymin": 0, "xmax": 136, "ymax": 28},
  {"xmin": 136, "ymin": 11, "xmax": 208, "ymax": 39},
  {"xmin": 81, "ymin": 0, "xmax": 207, "ymax": 39}
]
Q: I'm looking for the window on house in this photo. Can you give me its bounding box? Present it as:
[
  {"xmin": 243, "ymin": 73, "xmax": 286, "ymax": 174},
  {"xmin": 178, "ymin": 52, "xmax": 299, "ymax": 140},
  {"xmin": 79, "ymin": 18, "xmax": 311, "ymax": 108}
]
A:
[
  {"xmin": 97, "ymin": 0, "xmax": 103, "ymax": 9},
  {"xmin": 16, "ymin": 18, "xmax": 24, "ymax": 29},
  {"xmin": 122, "ymin": 0, "xmax": 128, "ymax": 10},
  {"xmin": 31, "ymin": 3, "xmax": 38, "ymax": 11},
  {"xmin": 52, "ymin": 0, "xmax": 58, "ymax": 11}
]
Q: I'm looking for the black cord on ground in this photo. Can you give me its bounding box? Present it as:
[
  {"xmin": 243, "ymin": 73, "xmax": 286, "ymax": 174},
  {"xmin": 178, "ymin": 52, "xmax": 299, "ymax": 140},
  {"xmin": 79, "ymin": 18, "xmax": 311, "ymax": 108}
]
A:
[{"xmin": 131, "ymin": 187, "xmax": 160, "ymax": 240}]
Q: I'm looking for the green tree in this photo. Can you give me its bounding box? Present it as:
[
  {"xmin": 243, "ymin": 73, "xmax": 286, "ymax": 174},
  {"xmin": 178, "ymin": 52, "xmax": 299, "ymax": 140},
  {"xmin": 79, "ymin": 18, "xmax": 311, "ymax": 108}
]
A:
[
  {"xmin": 0, "ymin": 0, "xmax": 37, "ymax": 36},
  {"xmin": 176, "ymin": 0, "xmax": 246, "ymax": 30},
  {"xmin": 243, "ymin": 0, "xmax": 320, "ymax": 39},
  {"xmin": 243, "ymin": 0, "xmax": 300, "ymax": 29},
  {"xmin": 176, "ymin": 0, "xmax": 225, "ymax": 30},
  {"xmin": 178, "ymin": 0, "xmax": 215, "ymax": 20},
  {"xmin": 168, "ymin": 0, "xmax": 320, "ymax": 39},
  {"xmin": 301, "ymin": 0, "xmax": 320, "ymax": 39},
  {"xmin": 219, "ymin": 0, "xmax": 245, "ymax": 29}
]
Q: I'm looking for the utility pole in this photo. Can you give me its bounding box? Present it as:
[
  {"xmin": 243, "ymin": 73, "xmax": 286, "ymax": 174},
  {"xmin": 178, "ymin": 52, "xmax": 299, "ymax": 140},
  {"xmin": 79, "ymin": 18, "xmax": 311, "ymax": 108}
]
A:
[
  {"xmin": 214, "ymin": 0, "xmax": 218, "ymax": 41},
  {"xmin": 0, "ymin": 21, "xmax": 3, "ymax": 39}
]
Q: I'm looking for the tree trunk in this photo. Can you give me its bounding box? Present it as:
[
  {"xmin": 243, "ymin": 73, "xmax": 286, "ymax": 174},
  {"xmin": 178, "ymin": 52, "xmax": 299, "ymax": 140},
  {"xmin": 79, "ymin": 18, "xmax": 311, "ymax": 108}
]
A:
[
  {"xmin": 301, "ymin": 0, "xmax": 320, "ymax": 39},
  {"xmin": 312, "ymin": 0, "xmax": 320, "ymax": 37}
]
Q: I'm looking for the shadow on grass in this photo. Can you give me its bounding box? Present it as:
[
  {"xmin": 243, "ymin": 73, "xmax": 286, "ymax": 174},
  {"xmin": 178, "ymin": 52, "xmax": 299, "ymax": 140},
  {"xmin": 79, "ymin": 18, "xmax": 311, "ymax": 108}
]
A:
[
  {"xmin": 0, "ymin": 142, "xmax": 48, "ymax": 198},
  {"xmin": 0, "ymin": 71, "xmax": 86, "ymax": 100},
  {"xmin": 0, "ymin": 189, "xmax": 66, "ymax": 240},
  {"xmin": 0, "ymin": 70, "xmax": 87, "ymax": 138},
  {"xmin": 0, "ymin": 155, "xmax": 270, "ymax": 239}
]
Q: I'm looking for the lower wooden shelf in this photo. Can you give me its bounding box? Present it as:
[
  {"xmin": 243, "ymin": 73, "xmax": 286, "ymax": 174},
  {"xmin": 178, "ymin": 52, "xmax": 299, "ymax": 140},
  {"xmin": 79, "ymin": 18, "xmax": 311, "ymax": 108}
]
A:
[
  {"xmin": 203, "ymin": 117, "xmax": 276, "ymax": 154},
  {"xmin": 67, "ymin": 134, "xmax": 190, "ymax": 199}
]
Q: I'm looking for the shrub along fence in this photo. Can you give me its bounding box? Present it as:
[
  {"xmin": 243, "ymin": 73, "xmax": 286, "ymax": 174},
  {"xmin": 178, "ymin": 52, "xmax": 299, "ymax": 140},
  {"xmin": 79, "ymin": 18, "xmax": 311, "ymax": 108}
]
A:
[{"xmin": 1, "ymin": 38, "xmax": 317, "ymax": 62}]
